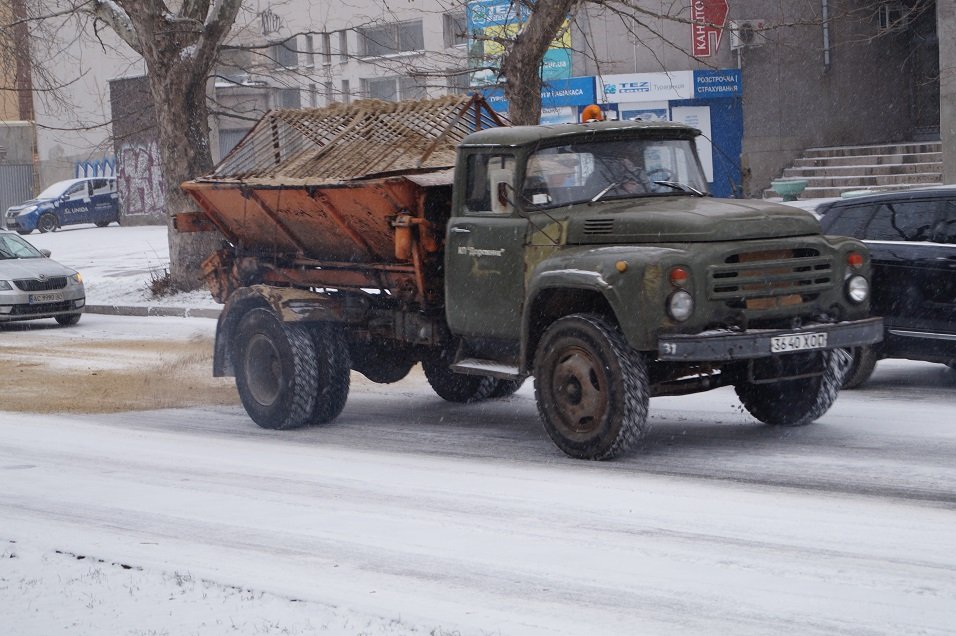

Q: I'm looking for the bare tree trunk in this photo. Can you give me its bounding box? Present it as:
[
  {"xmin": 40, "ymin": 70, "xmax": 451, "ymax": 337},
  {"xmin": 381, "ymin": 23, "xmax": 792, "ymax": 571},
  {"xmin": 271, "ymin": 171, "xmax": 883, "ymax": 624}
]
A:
[
  {"xmin": 148, "ymin": 69, "xmax": 221, "ymax": 291},
  {"xmin": 86, "ymin": 0, "xmax": 242, "ymax": 292},
  {"xmin": 500, "ymin": 0, "xmax": 580, "ymax": 125}
]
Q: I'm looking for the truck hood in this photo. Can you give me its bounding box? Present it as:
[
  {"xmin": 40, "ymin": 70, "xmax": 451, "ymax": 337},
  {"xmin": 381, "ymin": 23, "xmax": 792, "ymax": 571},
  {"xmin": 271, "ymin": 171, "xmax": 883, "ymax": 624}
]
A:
[{"xmin": 565, "ymin": 197, "xmax": 821, "ymax": 244}]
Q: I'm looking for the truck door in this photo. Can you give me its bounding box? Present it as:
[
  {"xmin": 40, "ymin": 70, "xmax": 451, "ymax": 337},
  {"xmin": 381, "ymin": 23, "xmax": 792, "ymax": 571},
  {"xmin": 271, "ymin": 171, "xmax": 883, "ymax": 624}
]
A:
[{"xmin": 445, "ymin": 153, "xmax": 528, "ymax": 341}]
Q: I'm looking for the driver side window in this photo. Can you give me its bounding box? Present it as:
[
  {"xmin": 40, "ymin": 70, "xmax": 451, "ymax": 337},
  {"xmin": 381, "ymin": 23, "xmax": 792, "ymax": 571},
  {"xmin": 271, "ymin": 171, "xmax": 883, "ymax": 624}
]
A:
[{"xmin": 464, "ymin": 153, "xmax": 514, "ymax": 215}]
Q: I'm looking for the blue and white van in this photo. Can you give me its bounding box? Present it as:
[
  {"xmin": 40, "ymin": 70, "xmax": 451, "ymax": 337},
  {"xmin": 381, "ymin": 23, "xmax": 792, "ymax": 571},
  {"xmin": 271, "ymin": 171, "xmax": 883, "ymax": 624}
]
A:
[{"xmin": 4, "ymin": 177, "xmax": 120, "ymax": 234}]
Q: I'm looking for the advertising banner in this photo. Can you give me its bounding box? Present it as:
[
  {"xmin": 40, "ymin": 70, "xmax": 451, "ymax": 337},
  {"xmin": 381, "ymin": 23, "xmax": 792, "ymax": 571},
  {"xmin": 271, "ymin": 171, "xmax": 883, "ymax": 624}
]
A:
[
  {"xmin": 691, "ymin": 0, "xmax": 729, "ymax": 57},
  {"xmin": 598, "ymin": 71, "xmax": 694, "ymax": 104},
  {"xmin": 467, "ymin": 0, "xmax": 572, "ymax": 86},
  {"xmin": 483, "ymin": 76, "xmax": 596, "ymax": 113}
]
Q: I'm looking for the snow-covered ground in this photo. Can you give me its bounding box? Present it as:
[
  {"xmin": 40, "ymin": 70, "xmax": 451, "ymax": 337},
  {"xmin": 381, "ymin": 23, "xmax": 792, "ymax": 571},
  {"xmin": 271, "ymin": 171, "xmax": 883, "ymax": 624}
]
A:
[
  {"xmin": 25, "ymin": 223, "xmax": 220, "ymax": 310},
  {"xmin": 3, "ymin": 222, "xmax": 956, "ymax": 635}
]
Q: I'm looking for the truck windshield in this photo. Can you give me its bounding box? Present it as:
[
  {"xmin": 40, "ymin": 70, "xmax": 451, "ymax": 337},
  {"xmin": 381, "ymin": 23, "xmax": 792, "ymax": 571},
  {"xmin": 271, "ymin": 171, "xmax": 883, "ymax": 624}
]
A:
[{"xmin": 522, "ymin": 139, "xmax": 708, "ymax": 208}]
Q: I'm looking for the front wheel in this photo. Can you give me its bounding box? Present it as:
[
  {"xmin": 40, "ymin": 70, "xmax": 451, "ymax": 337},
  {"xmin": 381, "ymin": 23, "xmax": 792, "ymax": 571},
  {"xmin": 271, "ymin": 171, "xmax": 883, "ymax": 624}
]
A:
[
  {"xmin": 55, "ymin": 313, "xmax": 82, "ymax": 326},
  {"xmin": 37, "ymin": 213, "xmax": 58, "ymax": 233},
  {"xmin": 534, "ymin": 314, "xmax": 649, "ymax": 460},
  {"xmin": 735, "ymin": 349, "xmax": 850, "ymax": 426}
]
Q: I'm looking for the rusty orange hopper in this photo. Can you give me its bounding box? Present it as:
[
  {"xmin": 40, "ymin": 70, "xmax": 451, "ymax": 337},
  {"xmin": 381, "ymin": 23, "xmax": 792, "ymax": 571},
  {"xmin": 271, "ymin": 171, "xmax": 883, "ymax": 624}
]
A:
[{"xmin": 178, "ymin": 95, "xmax": 506, "ymax": 306}]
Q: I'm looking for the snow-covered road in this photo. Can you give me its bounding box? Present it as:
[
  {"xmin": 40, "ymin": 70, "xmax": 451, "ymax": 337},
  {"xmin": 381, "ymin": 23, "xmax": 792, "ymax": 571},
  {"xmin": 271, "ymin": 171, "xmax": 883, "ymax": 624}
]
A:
[{"xmin": 2, "ymin": 315, "xmax": 956, "ymax": 634}]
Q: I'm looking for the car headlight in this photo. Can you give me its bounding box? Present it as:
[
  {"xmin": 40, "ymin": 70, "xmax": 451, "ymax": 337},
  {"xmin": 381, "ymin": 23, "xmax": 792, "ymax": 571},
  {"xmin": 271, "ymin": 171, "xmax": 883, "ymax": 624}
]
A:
[
  {"xmin": 0, "ymin": 280, "xmax": 12, "ymax": 291},
  {"xmin": 667, "ymin": 289, "xmax": 694, "ymax": 321},
  {"xmin": 18, "ymin": 205, "xmax": 37, "ymax": 216},
  {"xmin": 845, "ymin": 275, "xmax": 869, "ymax": 303},
  {"xmin": 70, "ymin": 273, "xmax": 83, "ymax": 285}
]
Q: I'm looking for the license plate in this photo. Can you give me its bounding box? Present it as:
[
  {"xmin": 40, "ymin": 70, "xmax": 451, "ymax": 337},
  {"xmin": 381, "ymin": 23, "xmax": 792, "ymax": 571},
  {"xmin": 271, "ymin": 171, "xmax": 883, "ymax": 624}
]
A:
[
  {"xmin": 29, "ymin": 292, "xmax": 63, "ymax": 304},
  {"xmin": 770, "ymin": 332, "xmax": 828, "ymax": 353}
]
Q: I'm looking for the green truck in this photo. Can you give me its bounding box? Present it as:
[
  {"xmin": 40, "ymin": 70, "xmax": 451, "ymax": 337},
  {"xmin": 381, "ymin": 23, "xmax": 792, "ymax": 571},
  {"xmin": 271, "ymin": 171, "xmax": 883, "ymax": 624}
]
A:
[{"xmin": 178, "ymin": 95, "xmax": 882, "ymax": 460}]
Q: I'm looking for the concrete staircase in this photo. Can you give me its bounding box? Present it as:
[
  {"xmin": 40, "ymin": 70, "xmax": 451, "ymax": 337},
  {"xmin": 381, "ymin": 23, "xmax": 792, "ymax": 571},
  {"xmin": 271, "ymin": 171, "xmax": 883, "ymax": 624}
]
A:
[{"xmin": 765, "ymin": 141, "xmax": 942, "ymax": 199}]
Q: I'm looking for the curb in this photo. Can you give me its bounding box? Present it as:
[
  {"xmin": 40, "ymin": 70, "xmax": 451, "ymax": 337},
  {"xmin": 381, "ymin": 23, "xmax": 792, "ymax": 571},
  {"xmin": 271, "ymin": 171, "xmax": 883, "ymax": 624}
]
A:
[{"xmin": 85, "ymin": 304, "xmax": 221, "ymax": 319}]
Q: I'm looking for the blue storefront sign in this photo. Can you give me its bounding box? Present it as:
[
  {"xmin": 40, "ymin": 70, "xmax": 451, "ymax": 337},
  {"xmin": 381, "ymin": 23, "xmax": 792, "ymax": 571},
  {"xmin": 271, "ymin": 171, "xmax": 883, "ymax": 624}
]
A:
[
  {"xmin": 693, "ymin": 69, "xmax": 742, "ymax": 99},
  {"xmin": 483, "ymin": 76, "xmax": 596, "ymax": 113}
]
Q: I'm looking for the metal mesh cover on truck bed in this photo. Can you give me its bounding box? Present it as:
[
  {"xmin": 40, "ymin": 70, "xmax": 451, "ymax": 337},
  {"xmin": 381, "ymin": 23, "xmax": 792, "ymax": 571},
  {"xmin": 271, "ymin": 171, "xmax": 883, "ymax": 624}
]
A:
[{"xmin": 206, "ymin": 94, "xmax": 505, "ymax": 185}]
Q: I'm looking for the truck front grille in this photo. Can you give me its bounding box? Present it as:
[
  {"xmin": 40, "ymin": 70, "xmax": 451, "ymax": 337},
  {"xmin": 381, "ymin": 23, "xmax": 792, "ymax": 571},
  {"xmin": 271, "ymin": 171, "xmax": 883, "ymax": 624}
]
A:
[
  {"xmin": 14, "ymin": 277, "xmax": 68, "ymax": 291},
  {"xmin": 708, "ymin": 248, "xmax": 833, "ymax": 310}
]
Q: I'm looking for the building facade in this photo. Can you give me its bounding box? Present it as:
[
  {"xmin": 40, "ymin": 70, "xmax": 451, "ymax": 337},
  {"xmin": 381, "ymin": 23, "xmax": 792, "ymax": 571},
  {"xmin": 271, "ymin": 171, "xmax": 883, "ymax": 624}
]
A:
[{"xmin": 4, "ymin": 0, "xmax": 949, "ymax": 201}]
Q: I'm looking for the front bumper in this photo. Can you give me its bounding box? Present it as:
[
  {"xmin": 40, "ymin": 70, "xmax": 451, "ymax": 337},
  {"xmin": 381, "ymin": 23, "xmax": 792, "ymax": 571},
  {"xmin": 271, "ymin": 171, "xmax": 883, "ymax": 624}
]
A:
[
  {"xmin": 657, "ymin": 317, "xmax": 884, "ymax": 361},
  {"xmin": 0, "ymin": 288, "xmax": 86, "ymax": 322}
]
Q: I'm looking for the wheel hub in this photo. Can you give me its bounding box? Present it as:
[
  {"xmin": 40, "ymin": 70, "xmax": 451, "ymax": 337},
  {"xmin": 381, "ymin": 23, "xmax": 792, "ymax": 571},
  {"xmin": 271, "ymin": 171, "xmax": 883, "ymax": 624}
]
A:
[
  {"xmin": 552, "ymin": 347, "xmax": 607, "ymax": 435},
  {"xmin": 245, "ymin": 334, "xmax": 281, "ymax": 406}
]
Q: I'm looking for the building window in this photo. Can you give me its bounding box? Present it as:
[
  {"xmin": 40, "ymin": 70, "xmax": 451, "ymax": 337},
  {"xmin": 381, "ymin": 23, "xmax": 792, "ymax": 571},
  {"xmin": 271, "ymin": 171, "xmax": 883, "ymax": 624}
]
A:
[
  {"xmin": 304, "ymin": 35, "xmax": 315, "ymax": 67},
  {"xmin": 323, "ymin": 82, "xmax": 334, "ymax": 105},
  {"xmin": 277, "ymin": 87, "xmax": 301, "ymax": 108},
  {"xmin": 308, "ymin": 83, "xmax": 318, "ymax": 107},
  {"xmin": 321, "ymin": 32, "xmax": 332, "ymax": 65},
  {"xmin": 443, "ymin": 12, "xmax": 467, "ymax": 48},
  {"xmin": 272, "ymin": 38, "xmax": 298, "ymax": 69},
  {"xmin": 446, "ymin": 70, "xmax": 471, "ymax": 94},
  {"xmin": 338, "ymin": 30, "xmax": 349, "ymax": 63},
  {"xmin": 341, "ymin": 79, "xmax": 351, "ymax": 104},
  {"xmin": 359, "ymin": 20, "xmax": 424, "ymax": 57},
  {"xmin": 399, "ymin": 76, "xmax": 426, "ymax": 100},
  {"xmin": 363, "ymin": 77, "xmax": 398, "ymax": 100}
]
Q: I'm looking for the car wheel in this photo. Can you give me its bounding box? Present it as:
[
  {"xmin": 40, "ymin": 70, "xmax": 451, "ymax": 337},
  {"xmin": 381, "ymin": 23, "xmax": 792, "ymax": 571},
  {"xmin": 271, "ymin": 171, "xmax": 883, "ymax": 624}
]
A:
[
  {"xmin": 37, "ymin": 213, "xmax": 58, "ymax": 233},
  {"xmin": 16, "ymin": 229, "xmax": 32, "ymax": 235},
  {"xmin": 841, "ymin": 346, "xmax": 878, "ymax": 389},
  {"xmin": 55, "ymin": 313, "xmax": 82, "ymax": 327},
  {"xmin": 94, "ymin": 220, "xmax": 111, "ymax": 228},
  {"xmin": 534, "ymin": 313, "xmax": 649, "ymax": 460}
]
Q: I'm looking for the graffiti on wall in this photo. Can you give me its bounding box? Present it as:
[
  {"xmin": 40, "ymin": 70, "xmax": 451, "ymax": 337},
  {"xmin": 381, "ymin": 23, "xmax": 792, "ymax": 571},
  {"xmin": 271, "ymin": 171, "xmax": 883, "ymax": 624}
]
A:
[{"xmin": 117, "ymin": 140, "xmax": 166, "ymax": 217}]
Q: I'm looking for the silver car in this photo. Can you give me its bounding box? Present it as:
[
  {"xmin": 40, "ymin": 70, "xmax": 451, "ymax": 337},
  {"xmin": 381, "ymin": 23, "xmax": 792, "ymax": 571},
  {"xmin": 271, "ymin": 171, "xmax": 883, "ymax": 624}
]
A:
[{"xmin": 0, "ymin": 230, "xmax": 86, "ymax": 326}]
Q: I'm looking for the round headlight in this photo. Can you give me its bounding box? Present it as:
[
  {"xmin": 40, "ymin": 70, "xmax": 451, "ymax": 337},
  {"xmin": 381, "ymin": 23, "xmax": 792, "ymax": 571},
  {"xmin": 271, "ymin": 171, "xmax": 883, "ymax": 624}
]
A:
[
  {"xmin": 667, "ymin": 289, "xmax": 694, "ymax": 321},
  {"xmin": 846, "ymin": 275, "xmax": 869, "ymax": 303}
]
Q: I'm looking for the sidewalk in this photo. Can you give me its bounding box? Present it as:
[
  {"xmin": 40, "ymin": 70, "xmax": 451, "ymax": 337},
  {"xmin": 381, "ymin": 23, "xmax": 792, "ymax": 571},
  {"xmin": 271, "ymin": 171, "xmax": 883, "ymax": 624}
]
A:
[{"xmin": 85, "ymin": 304, "xmax": 221, "ymax": 319}]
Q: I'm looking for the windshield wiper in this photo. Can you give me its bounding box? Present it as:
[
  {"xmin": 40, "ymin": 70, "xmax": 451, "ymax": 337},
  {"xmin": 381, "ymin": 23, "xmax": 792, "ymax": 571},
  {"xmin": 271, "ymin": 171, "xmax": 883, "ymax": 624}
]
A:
[
  {"xmin": 652, "ymin": 181, "xmax": 707, "ymax": 196},
  {"xmin": 589, "ymin": 181, "xmax": 622, "ymax": 203}
]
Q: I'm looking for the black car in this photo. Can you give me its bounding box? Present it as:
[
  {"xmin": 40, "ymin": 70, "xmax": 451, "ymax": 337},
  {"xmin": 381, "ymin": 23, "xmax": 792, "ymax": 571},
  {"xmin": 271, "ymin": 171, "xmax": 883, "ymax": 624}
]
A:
[{"xmin": 817, "ymin": 186, "xmax": 956, "ymax": 387}]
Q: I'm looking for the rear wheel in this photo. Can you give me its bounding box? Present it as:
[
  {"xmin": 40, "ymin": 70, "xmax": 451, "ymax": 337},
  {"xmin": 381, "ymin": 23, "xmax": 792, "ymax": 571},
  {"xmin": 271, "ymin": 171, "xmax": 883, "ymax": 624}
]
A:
[
  {"xmin": 534, "ymin": 314, "xmax": 649, "ymax": 460},
  {"xmin": 37, "ymin": 213, "xmax": 57, "ymax": 233},
  {"xmin": 55, "ymin": 313, "xmax": 82, "ymax": 326},
  {"xmin": 422, "ymin": 346, "xmax": 496, "ymax": 403},
  {"xmin": 305, "ymin": 323, "xmax": 350, "ymax": 424},
  {"xmin": 842, "ymin": 346, "xmax": 878, "ymax": 389},
  {"xmin": 735, "ymin": 349, "xmax": 850, "ymax": 426},
  {"xmin": 234, "ymin": 308, "xmax": 319, "ymax": 430},
  {"xmin": 94, "ymin": 220, "xmax": 111, "ymax": 228}
]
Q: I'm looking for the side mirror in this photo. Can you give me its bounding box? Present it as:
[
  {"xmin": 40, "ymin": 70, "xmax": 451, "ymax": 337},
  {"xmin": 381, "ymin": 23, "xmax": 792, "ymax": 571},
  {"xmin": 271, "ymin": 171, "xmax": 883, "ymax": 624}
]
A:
[{"xmin": 40, "ymin": 249, "xmax": 51, "ymax": 257}]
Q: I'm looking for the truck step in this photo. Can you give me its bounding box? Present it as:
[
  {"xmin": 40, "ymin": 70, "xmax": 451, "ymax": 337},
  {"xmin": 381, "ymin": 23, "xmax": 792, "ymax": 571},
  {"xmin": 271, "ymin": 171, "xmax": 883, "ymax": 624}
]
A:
[{"xmin": 451, "ymin": 358, "xmax": 522, "ymax": 379}]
